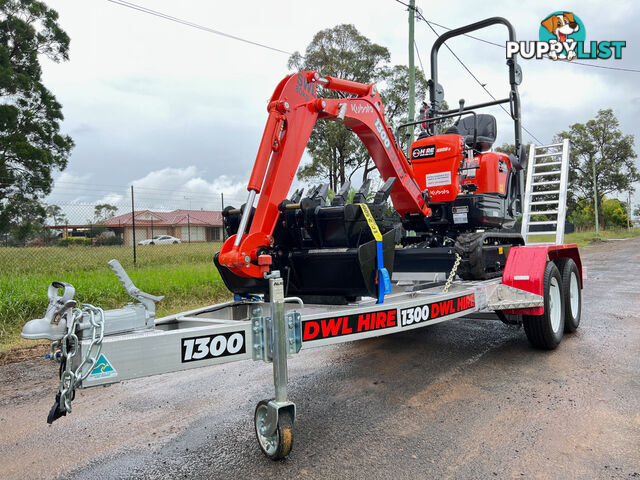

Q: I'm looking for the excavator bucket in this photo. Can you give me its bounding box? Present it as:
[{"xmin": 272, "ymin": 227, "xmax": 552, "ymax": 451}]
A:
[
  {"xmin": 216, "ymin": 181, "xmax": 398, "ymax": 303},
  {"xmin": 214, "ymin": 230, "xmax": 396, "ymax": 302},
  {"xmin": 284, "ymin": 229, "xmax": 396, "ymax": 300}
]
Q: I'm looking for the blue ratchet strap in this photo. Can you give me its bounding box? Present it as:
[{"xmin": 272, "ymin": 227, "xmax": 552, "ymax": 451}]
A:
[{"xmin": 358, "ymin": 203, "xmax": 391, "ymax": 304}]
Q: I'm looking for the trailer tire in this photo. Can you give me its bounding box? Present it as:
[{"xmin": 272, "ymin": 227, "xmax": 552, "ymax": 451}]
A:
[
  {"xmin": 523, "ymin": 261, "xmax": 564, "ymax": 350},
  {"xmin": 555, "ymin": 258, "xmax": 581, "ymax": 333},
  {"xmin": 254, "ymin": 400, "xmax": 294, "ymax": 460}
]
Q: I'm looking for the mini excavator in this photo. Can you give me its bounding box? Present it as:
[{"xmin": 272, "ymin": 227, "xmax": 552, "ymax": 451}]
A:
[{"xmin": 216, "ymin": 17, "xmax": 528, "ymax": 303}]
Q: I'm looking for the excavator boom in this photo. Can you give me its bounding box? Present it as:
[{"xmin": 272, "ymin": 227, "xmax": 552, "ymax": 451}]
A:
[{"xmin": 218, "ymin": 71, "xmax": 431, "ymax": 280}]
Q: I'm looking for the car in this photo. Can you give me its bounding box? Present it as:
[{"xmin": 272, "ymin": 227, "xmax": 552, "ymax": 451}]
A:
[{"xmin": 138, "ymin": 235, "xmax": 181, "ymax": 245}]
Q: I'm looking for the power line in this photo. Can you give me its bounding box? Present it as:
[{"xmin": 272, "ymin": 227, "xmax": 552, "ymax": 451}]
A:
[
  {"xmin": 397, "ymin": 0, "xmax": 542, "ymax": 144},
  {"xmin": 105, "ymin": 0, "xmax": 298, "ymax": 57},
  {"xmin": 414, "ymin": 40, "xmax": 426, "ymax": 79}
]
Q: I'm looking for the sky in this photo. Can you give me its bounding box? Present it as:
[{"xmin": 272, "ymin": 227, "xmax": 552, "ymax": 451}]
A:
[{"xmin": 40, "ymin": 0, "xmax": 640, "ymax": 213}]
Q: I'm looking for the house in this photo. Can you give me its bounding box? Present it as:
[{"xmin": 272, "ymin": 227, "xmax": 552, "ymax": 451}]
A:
[{"xmin": 104, "ymin": 209, "xmax": 224, "ymax": 245}]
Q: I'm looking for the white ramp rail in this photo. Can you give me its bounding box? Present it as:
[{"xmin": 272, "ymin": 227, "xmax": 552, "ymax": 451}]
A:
[{"xmin": 521, "ymin": 139, "xmax": 570, "ymax": 245}]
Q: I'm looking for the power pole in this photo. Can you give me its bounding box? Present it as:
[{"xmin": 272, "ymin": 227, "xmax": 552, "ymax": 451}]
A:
[
  {"xmin": 628, "ymin": 190, "xmax": 631, "ymax": 230},
  {"xmin": 592, "ymin": 160, "xmax": 599, "ymax": 237},
  {"xmin": 131, "ymin": 185, "xmax": 137, "ymax": 265},
  {"xmin": 407, "ymin": 0, "xmax": 416, "ymax": 157}
]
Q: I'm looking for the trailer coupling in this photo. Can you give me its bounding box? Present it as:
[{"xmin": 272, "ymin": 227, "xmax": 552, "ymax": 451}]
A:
[{"xmin": 21, "ymin": 260, "xmax": 163, "ymax": 423}]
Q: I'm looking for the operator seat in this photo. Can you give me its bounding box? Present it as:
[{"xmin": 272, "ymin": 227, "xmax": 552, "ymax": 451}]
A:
[{"xmin": 456, "ymin": 114, "xmax": 497, "ymax": 152}]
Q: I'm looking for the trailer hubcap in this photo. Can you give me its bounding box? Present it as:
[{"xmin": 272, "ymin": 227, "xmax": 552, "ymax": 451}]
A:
[
  {"xmin": 549, "ymin": 277, "xmax": 562, "ymax": 333},
  {"xmin": 255, "ymin": 404, "xmax": 278, "ymax": 455},
  {"xmin": 569, "ymin": 272, "xmax": 579, "ymax": 318}
]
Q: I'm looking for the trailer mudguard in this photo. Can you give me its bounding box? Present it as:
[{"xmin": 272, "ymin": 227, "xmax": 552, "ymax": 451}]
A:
[{"xmin": 501, "ymin": 244, "xmax": 582, "ymax": 315}]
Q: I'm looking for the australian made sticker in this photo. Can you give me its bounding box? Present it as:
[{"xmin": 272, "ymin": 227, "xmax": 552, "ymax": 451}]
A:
[{"xmin": 88, "ymin": 353, "xmax": 118, "ymax": 380}]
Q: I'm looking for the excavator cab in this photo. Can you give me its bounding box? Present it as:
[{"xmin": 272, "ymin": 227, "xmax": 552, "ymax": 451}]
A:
[{"xmin": 408, "ymin": 110, "xmax": 520, "ymax": 232}]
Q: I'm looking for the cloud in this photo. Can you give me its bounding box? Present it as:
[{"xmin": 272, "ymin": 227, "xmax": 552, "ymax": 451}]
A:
[
  {"xmin": 40, "ymin": 0, "xmax": 640, "ymax": 207},
  {"xmin": 130, "ymin": 166, "xmax": 247, "ymax": 210},
  {"xmin": 96, "ymin": 193, "xmax": 125, "ymax": 205},
  {"xmin": 45, "ymin": 166, "xmax": 249, "ymax": 214},
  {"xmin": 47, "ymin": 170, "xmax": 93, "ymax": 203}
]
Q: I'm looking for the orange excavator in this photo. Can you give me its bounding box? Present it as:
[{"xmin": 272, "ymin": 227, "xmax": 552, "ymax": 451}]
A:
[{"xmin": 216, "ymin": 17, "xmax": 528, "ymax": 303}]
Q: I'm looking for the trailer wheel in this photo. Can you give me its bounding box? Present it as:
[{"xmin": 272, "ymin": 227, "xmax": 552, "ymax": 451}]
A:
[
  {"xmin": 555, "ymin": 258, "xmax": 581, "ymax": 333},
  {"xmin": 523, "ymin": 261, "xmax": 565, "ymax": 350},
  {"xmin": 254, "ymin": 400, "xmax": 294, "ymax": 460}
]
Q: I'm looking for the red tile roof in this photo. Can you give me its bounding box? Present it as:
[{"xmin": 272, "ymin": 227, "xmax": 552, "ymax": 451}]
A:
[{"xmin": 105, "ymin": 209, "xmax": 222, "ymax": 227}]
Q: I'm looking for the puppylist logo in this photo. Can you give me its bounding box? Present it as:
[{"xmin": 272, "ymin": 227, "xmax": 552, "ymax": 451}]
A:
[{"xmin": 506, "ymin": 11, "xmax": 626, "ymax": 61}]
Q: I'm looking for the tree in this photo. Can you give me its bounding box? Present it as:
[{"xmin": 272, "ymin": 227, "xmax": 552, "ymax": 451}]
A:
[
  {"xmin": 556, "ymin": 109, "xmax": 639, "ymax": 228},
  {"xmin": 567, "ymin": 198, "xmax": 594, "ymax": 229},
  {"xmin": 602, "ymin": 198, "xmax": 629, "ymax": 228},
  {"xmin": 495, "ymin": 143, "xmax": 516, "ymax": 155},
  {"xmin": 361, "ymin": 65, "xmax": 429, "ymax": 181},
  {"xmin": 0, "ymin": 0, "xmax": 74, "ymax": 234},
  {"xmin": 289, "ymin": 25, "xmax": 390, "ymax": 190},
  {"xmin": 45, "ymin": 203, "xmax": 67, "ymax": 225},
  {"xmin": 634, "ymin": 205, "xmax": 640, "ymax": 218},
  {"xmin": 288, "ymin": 25, "xmax": 393, "ymax": 190},
  {"xmin": 4, "ymin": 194, "xmax": 44, "ymax": 244},
  {"xmin": 94, "ymin": 203, "xmax": 117, "ymax": 222}
]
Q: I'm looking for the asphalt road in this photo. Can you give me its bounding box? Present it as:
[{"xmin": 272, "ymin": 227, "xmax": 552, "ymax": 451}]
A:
[{"xmin": 1, "ymin": 238, "xmax": 639, "ymax": 479}]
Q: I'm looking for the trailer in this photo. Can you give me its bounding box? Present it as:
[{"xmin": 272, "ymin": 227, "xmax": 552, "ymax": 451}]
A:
[{"xmin": 22, "ymin": 237, "xmax": 582, "ymax": 459}]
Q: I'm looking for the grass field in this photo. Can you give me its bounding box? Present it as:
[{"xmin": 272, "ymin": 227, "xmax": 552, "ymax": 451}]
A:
[
  {"xmin": 0, "ymin": 243, "xmax": 230, "ymax": 351},
  {"xmin": 2, "ymin": 228, "xmax": 639, "ymax": 351},
  {"xmin": 527, "ymin": 228, "xmax": 640, "ymax": 246}
]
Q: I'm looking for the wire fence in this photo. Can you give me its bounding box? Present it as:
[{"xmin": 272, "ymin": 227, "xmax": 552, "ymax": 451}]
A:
[
  {"xmin": 0, "ymin": 185, "xmax": 257, "ymax": 346},
  {"xmin": 0, "ymin": 186, "xmax": 252, "ymax": 275}
]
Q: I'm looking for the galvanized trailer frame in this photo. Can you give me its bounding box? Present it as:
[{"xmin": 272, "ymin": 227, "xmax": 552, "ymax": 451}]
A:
[
  {"xmin": 78, "ymin": 276, "xmax": 541, "ymax": 389},
  {"xmin": 23, "ymin": 239, "xmax": 580, "ymax": 458},
  {"xmin": 57, "ymin": 241, "xmax": 583, "ymax": 459}
]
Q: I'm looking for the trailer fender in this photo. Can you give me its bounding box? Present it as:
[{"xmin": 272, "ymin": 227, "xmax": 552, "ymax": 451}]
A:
[{"xmin": 501, "ymin": 244, "xmax": 582, "ymax": 315}]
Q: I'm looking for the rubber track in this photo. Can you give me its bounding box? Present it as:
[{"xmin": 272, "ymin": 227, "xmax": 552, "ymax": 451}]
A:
[
  {"xmin": 454, "ymin": 232, "xmax": 487, "ymax": 280},
  {"xmin": 454, "ymin": 232, "xmax": 525, "ymax": 281}
]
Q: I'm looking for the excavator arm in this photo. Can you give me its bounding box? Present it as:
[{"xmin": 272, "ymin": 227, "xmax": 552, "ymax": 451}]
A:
[{"xmin": 219, "ymin": 70, "xmax": 431, "ymax": 280}]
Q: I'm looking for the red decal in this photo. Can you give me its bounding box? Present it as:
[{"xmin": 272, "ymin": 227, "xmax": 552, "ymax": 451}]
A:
[
  {"xmin": 303, "ymin": 321, "xmax": 319, "ymax": 341},
  {"xmin": 341, "ymin": 317, "xmax": 353, "ymax": 334},
  {"xmin": 387, "ymin": 310, "xmax": 397, "ymax": 326},
  {"xmin": 321, "ymin": 317, "xmax": 342, "ymax": 338},
  {"xmin": 357, "ymin": 313, "xmax": 369, "ymax": 332},
  {"xmin": 304, "ymin": 309, "xmax": 397, "ymax": 342},
  {"xmin": 440, "ymin": 300, "xmax": 452, "ymax": 315}
]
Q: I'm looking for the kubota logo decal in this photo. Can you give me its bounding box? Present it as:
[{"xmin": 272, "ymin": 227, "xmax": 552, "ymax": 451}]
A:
[{"xmin": 351, "ymin": 103, "xmax": 374, "ymax": 115}]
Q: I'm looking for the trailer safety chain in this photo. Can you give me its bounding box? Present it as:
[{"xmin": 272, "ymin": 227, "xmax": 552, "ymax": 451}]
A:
[
  {"xmin": 442, "ymin": 253, "xmax": 462, "ymax": 293},
  {"xmin": 48, "ymin": 304, "xmax": 105, "ymax": 424}
]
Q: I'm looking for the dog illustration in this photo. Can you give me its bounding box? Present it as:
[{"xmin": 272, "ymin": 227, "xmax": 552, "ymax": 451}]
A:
[{"xmin": 541, "ymin": 12, "xmax": 580, "ymax": 60}]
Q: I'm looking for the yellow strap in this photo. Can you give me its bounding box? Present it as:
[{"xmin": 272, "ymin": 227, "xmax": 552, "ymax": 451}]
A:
[{"xmin": 357, "ymin": 203, "xmax": 382, "ymax": 241}]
